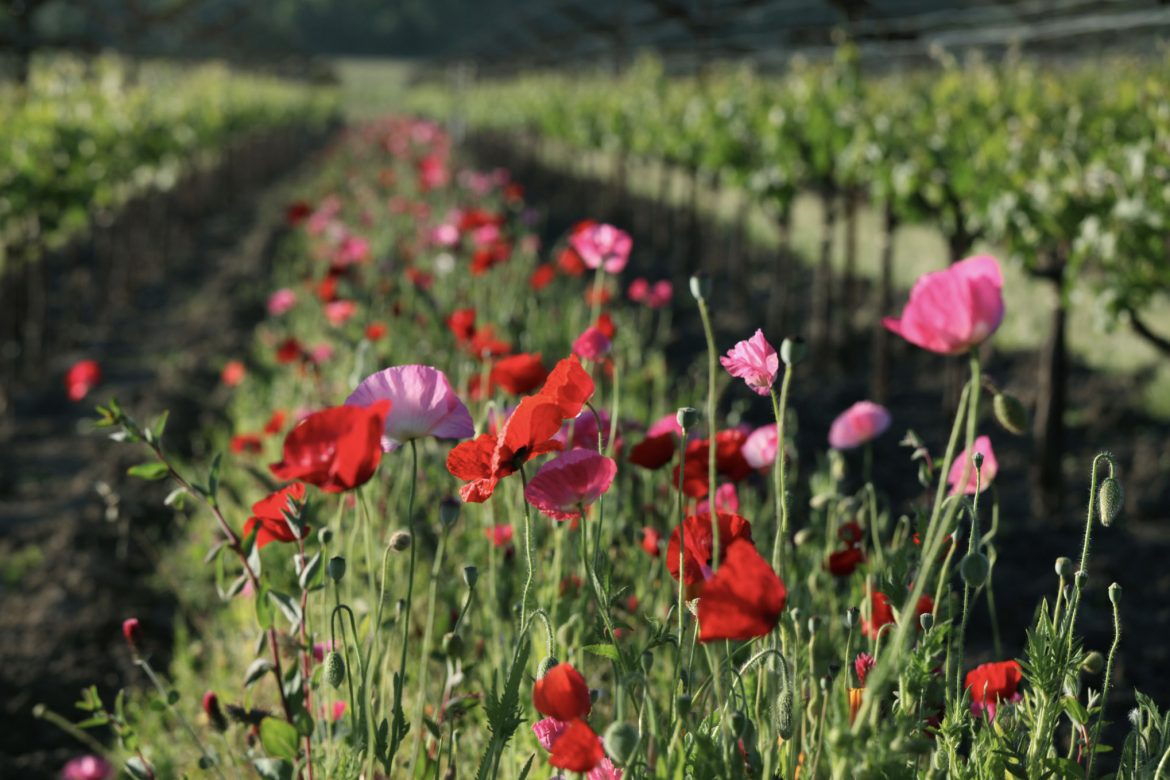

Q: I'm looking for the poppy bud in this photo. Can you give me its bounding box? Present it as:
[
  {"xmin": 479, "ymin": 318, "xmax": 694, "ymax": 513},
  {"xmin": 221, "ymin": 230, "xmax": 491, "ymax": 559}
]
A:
[
  {"xmin": 1109, "ymin": 582, "xmax": 1122, "ymax": 606},
  {"xmin": 993, "ymin": 393, "xmax": 1028, "ymax": 436},
  {"xmin": 442, "ymin": 632, "xmax": 463, "ymax": 660},
  {"xmin": 844, "ymin": 607, "xmax": 859, "ymax": 629},
  {"xmin": 1055, "ymin": 557, "xmax": 1073, "ymax": 581},
  {"xmin": 972, "ymin": 451, "xmax": 985, "ymax": 471},
  {"xmin": 793, "ymin": 528, "xmax": 814, "ymax": 547},
  {"xmin": 1075, "ymin": 570, "xmax": 1089, "ymax": 589},
  {"xmin": 462, "ymin": 565, "xmax": 478, "ymax": 588},
  {"xmin": 317, "ymin": 527, "xmax": 334, "ymax": 545},
  {"xmin": 919, "ymin": 612, "xmax": 934, "ymax": 631},
  {"xmin": 1081, "ymin": 651, "xmax": 1105, "ymax": 675},
  {"xmin": 122, "ymin": 618, "xmax": 141, "ymax": 652},
  {"xmin": 603, "ymin": 722, "xmax": 639, "ymax": 766},
  {"xmin": 780, "ymin": 337, "xmax": 806, "ymax": 367},
  {"xmin": 327, "ymin": 556, "xmax": 346, "ymax": 582},
  {"xmin": 807, "ymin": 616, "xmax": 819, "ymax": 635},
  {"xmin": 729, "ymin": 710, "xmax": 748, "ymax": 738},
  {"xmin": 536, "ymin": 656, "xmax": 560, "ymax": 679},
  {"xmin": 676, "ymin": 407, "xmax": 700, "ymax": 431},
  {"xmin": 324, "ymin": 651, "xmax": 345, "ymax": 689},
  {"xmin": 960, "ymin": 552, "xmax": 990, "ymax": 587},
  {"xmin": 676, "ymin": 693, "xmax": 692, "ymax": 718},
  {"xmin": 688, "ymin": 273, "xmax": 711, "ymax": 302},
  {"xmin": 389, "ymin": 531, "xmax": 412, "ymax": 551},
  {"xmin": 439, "ymin": 497, "xmax": 461, "ymax": 529},
  {"xmin": 1098, "ymin": 478, "xmax": 1123, "ymax": 528},
  {"xmin": 202, "ymin": 691, "xmax": 228, "ymax": 732}
]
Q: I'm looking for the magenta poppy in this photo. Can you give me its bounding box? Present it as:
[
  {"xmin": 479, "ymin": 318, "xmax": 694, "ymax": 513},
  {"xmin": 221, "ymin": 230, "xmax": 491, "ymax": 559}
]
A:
[
  {"xmin": 573, "ymin": 326, "xmax": 612, "ymax": 361},
  {"xmin": 524, "ymin": 450, "xmax": 617, "ymax": 521},
  {"xmin": 720, "ymin": 329, "xmax": 779, "ymax": 396},
  {"xmin": 828, "ymin": 401, "xmax": 891, "ymax": 450},
  {"xmin": 883, "ymin": 255, "xmax": 1005, "ymax": 355},
  {"xmin": 947, "ymin": 435, "xmax": 998, "ymax": 494},
  {"xmin": 570, "ymin": 223, "xmax": 632, "ymax": 273},
  {"xmin": 742, "ymin": 424, "xmax": 779, "ymax": 469}
]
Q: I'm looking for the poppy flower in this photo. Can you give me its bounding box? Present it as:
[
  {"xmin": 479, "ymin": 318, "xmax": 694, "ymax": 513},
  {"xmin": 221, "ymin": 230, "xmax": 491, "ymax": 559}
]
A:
[
  {"xmin": 549, "ymin": 719, "xmax": 606, "ymax": 773},
  {"xmin": 697, "ymin": 539, "xmax": 787, "ymax": 642},
  {"xmin": 485, "ymin": 524, "xmax": 514, "ymax": 547},
  {"xmin": 530, "ymin": 263, "xmax": 557, "ymax": 290},
  {"xmin": 862, "ymin": 591, "xmax": 934, "ymax": 640},
  {"xmin": 557, "ymin": 408, "xmax": 620, "ymax": 453},
  {"xmin": 417, "ymin": 154, "xmax": 449, "ymax": 191},
  {"xmin": 285, "ymin": 201, "xmax": 312, "ymax": 225},
  {"xmin": 828, "ymin": 401, "xmax": 891, "ymax": 450},
  {"xmin": 557, "ymin": 246, "xmax": 587, "ymax": 276},
  {"xmin": 883, "ymin": 255, "xmax": 1005, "ymax": 355},
  {"xmin": 646, "ymin": 280, "xmax": 673, "ymax": 309},
  {"xmin": 641, "ymin": 527, "xmax": 661, "ymax": 557},
  {"xmin": 346, "ymin": 365, "xmax": 474, "ymax": 452},
  {"xmin": 673, "ymin": 431, "xmax": 753, "ymax": 499},
  {"xmin": 838, "ymin": 521, "xmax": 864, "ymax": 545},
  {"xmin": 263, "ymin": 410, "xmax": 287, "ymax": 436},
  {"xmin": 267, "ymin": 288, "xmax": 297, "ymax": 316},
  {"xmin": 317, "ymin": 274, "xmax": 339, "ymax": 303},
  {"xmin": 538, "ymin": 357, "xmax": 595, "ymax": 419},
  {"xmin": 66, "ymin": 359, "xmax": 101, "ymax": 402},
  {"xmin": 826, "ymin": 547, "xmax": 865, "ymax": 577},
  {"xmin": 855, "ymin": 652, "xmax": 875, "ymax": 686},
  {"xmin": 666, "ymin": 511, "xmax": 754, "ymax": 586},
  {"xmin": 447, "ymin": 308, "xmax": 478, "ymax": 343},
  {"xmin": 230, "ymin": 434, "xmax": 263, "ymax": 454},
  {"xmin": 947, "ymin": 435, "xmax": 998, "ymax": 495},
  {"xmin": 244, "ymin": 482, "xmax": 308, "ymax": 548},
  {"xmin": 469, "ymin": 325, "xmax": 512, "ymax": 359},
  {"xmin": 334, "ymin": 235, "xmax": 370, "ymax": 267},
  {"xmin": 471, "ymin": 241, "xmax": 512, "ymax": 275},
  {"xmin": 221, "ymin": 360, "xmax": 246, "ymax": 387},
  {"xmin": 573, "ymin": 326, "xmax": 612, "ymax": 361},
  {"xmin": 584, "ymin": 283, "xmax": 612, "ymax": 307},
  {"xmin": 965, "ymin": 660, "xmax": 1023, "ymax": 719},
  {"xmin": 365, "ymin": 322, "xmax": 388, "ymax": 341},
  {"xmin": 628, "ymin": 277, "xmax": 650, "ymax": 303},
  {"xmin": 489, "ymin": 353, "xmax": 547, "ymax": 395},
  {"xmin": 270, "ymin": 401, "xmax": 391, "ymax": 493},
  {"xmin": 571, "ymin": 223, "xmax": 632, "ymax": 273},
  {"xmin": 697, "ymin": 482, "xmax": 739, "ymax": 515},
  {"xmin": 275, "ymin": 338, "xmax": 304, "ymax": 364},
  {"xmin": 405, "ymin": 266, "xmax": 434, "ymax": 290},
  {"xmin": 524, "ymin": 450, "xmax": 617, "ymax": 521},
  {"xmin": 629, "ymin": 432, "xmax": 676, "ymax": 470},
  {"xmin": 742, "ymin": 424, "xmax": 779, "ymax": 469},
  {"xmin": 61, "ymin": 755, "xmax": 113, "ymax": 780},
  {"xmin": 532, "ymin": 662, "xmax": 591, "ymax": 721},
  {"xmin": 325, "ymin": 300, "xmax": 358, "ymax": 327},
  {"xmin": 594, "ymin": 312, "xmax": 616, "ymax": 340},
  {"xmin": 720, "ymin": 329, "xmax": 779, "ymax": 396}
]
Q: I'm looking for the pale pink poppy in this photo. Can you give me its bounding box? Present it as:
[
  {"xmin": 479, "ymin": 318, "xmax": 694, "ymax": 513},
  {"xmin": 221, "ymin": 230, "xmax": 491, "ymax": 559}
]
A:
[
  {"xmin": 346, "ymin": 365, "xmax": 475, "ymax": 452},
  {"xmin": 573, "ymin": 326, "xmax": 612, "ymax": 361},
  {"xmin": 947, "ymin": 435, "xmax": 998, "ymax": 495},
  {"xmin": 471, "ymin": 223, "xmax": 501, "ymax": 248},
  {"xmin": 883, "ymin": 255, "xmax": 1005, "ymax": 355},
  {"xmin": 325, "ymin": 300, "xmax": 357, "ymax": 327},
  {"xmin": 828, "ymin": 401, "xmax": 891, "ymax": 450},
  {"xmin": 742, "ymin": 424, "xmax": 779, "ymax": 469},
  {"xmin": 570, "ymin": 223, "xmax": 632, "ymax": 273},
  {"xmin": 524, "ymin": 450, "xmax": 618, "ymax": 521},
  {"xmin": 267, "ymin": 288, "xmax": 297, "ymax": 316},
  {"xmin": 557, "ymin": 408, "xmax": 620, "ymax": 452},
  {"xmin": 720, "ymin": 329, "xmax": 779, "ymax": 396},
  {"xmin": 532, "ymin": 717, "xmax": 568, "ymax": 750},
  {"xmin": 431, "ymin": 223, "xmax": 460, "ymax": 247},
  {"xmin": 697, "ymin": 482, "xmax": 739, "ymax": 515},
  {"xmin": 309, "ymin": 343, "xmax": 334, "ymax": 365},
  {"xmin": 61, "ymin": 755, "xmax": 113, "ymax": 780}
]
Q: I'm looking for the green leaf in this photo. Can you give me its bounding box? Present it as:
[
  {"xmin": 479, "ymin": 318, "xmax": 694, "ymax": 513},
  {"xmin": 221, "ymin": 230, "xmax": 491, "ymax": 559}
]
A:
[
  {"xmin": 127, "ymin": 461, "xmax": 169, "ymax": 481},
  {"xmin": 253, "ymin": 758, "xmax": 294, "ymax": 780},
  {"xmin": 259, "ymin": 716, "xmax": 300, "ymax": 761},
  {"xmin": 582, "ymin": 643, "xmax": 622, "ymax": 662},
  {"xmin": 150, "ymin": 410, "xmax": 169, "ymax": 442},
  {"xmin": 244, "ymin": 658, "xmax": 274, "ymax": 687},
  {"xmin": 268, "ymin": 590, "xmax": 303, "ymax": 630},
  {"xmin": 298, "ymin": 552, "xmax": 322, "ymax": 591},
  {"xmin": 255, "ymin": 585, "xmax": 274, "ymax": 630},
  {"xmin": 124, "ymin": 756, "xmax": 153, "ymax": 780}
]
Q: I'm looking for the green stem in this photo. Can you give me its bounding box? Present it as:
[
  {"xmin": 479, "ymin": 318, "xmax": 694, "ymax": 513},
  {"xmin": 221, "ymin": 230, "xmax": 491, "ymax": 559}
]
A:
[
  {"xmin": 409, "ymin": 528, "xmax": 448, "ymax": 771},
  {"xmin": 388, "ymin": 440, "xmax": 420, "ymax": 764},
  {"xmin": 1087, "ymin": 587, "xmax": 1122, "ymax": 779},
  {"xmin": 519, "ymin": 465, "xmax": 536, "ymax": 629},
  {"xmin": 770, "ymin": 370, "xmax": 792, "ymax": 572}
]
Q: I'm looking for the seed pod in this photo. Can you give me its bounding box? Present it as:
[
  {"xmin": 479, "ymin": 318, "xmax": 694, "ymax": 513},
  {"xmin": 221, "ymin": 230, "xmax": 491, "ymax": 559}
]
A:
[
  {"xmin": 439, "ymin": 497, "xmax": 461, "ymax": 529},
  {"xmin": 603, "ymin": 722, "xmax": 639, "ymax": 766},
  {"xmin": 919, "ymin": 612, "xmax": 934, "ymax": 632},
  {"xmin": 327, "ymin": 555, "xmax": 346, "ymax": 582},
  {"xmin": 640, "ymin": 650, "xmax": 654, "ymax": 675},
  {"xmin": 844, "ymin": 607, "xmax": 860, "ymax": 630},
  {"xmin": 676, "ymin": 693, "xmax": 693, "ymax": 718},
  {"xmin": 960, "ymin": 552, "xmax": 990, "ymax": 587},
  {"xmin": 324, "ymin": 651, "xmax": 345, "ymax": 689},
  {"xmin": 993, "ymin": 393, "xmax": 1029, "ymax": 436},
  {"xmin": 676, "ymin": 407, "xmax": 700, "ymax": 431},
  {"xmin": 1098, "ymin": 478, "xmax": 1123, "ymax": 527},
  {"xmin": 780, "ymin": 337, "xmax": 806, "ymax": 367},
  {"xmin": 317, "ymin": 527, "xmax": 334, "ymax": 545},
  {"xmin": 772, "ymin": 655, "xmax": 794, "ymax": 740},
  {"xmin": 389, "ymin": 531, "xmax": 412, "ymax": 551}
]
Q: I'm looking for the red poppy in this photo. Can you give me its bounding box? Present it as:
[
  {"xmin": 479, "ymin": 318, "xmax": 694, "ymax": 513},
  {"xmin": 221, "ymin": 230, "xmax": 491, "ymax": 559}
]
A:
[
  {"xmin": 584, "ymin": 283, "xmax": 611, "ymax": 307},
  {"xmin": 530, "ymin": 263, "xmax": 556, "ymax": 291},
  {"xmin": 549, "ymin": 719, "xmax": 604, "ymax": 773},
  {"xmin": 244, "ymin": 483, "xmax": 308, "ymax": 549},
  {"xmin": 535, "ymin": 357, "xmax": 594, "ymax": 418},
  {"xmin": 276, "ymin": 338, "xmax": 304, "ymax": 364},
  {"xmin": 504, "ymin": 182, "xmax": 524, "ymax": 203},
  {"xmin": 826, "ymin": 547, "xmax": 865, "ymax": 577},
  {"xmin": 405, "ymin": 267, "xmax": 434, "ymax": 290},
  {"xmin": 65, "ymin": 359, "xmax": 101, "ymax": 401},
  {"xmin": 457, "ymin": 208, "xmax": 502, "ymax": 232},
  {"xmin": 666, "ymin": 511, "xmax": 754, "ymax": 586},
  {"xmin": 317, "ymin": 275, "xmax": 338, "ymax": 303},
  {"xmin": 641, "ymin": 527, "xmax": 661, "ymax": 557},
  {"xmin": 471, "ymin": 241, "xmax": 512, "ymax": 275},
  {"xmin": 594, "ymin": 312, "xmax": 616, "ymax": 340},
  {"xmin": 673, "ymin": 430, "xmax": 753, "ymax": 499},
  {"xmin": 863, "ymin": 591, "xmax": 934, "ymax": 640},
  {"xmin": 629, "ymin": 432, "xmax": 676, "ymax": 470},
  {"xmin": 447, "ymin": 308, "xmax": 477, "ymax": 343},
  {"xmin": 263, "ymin": 410, "xmax": 287, "ymax": 436},
  {"xmin": 697, "ymin": 539, "xmax": 787, "ymax": 642},
  {"xmin": 838, "ymin": 521, "xmax": 864, "ymax": 545},
  {"xmin": 270, "ymin": 401, "xmax": 391, "ymax": 493},
  {"xmin": 489, "ymin": 353, "xmax": 547, "ymax": 395},
  {"xmin": 557, "ymin": 246, "xmax": 587, "ymax": 276},
  {"xmin": 965, "ymin": 660, "xmax": 1023, "ymax": 719},
  {"xmin": 221, "ymin": 360, "xmax": 246, "ymax": 387},
  {"xmin": 485, "ymin": 524, "xmax": 513, "ymax": 547},
  {"xmin": 230, "ymin": 434, "xmax": 263, "ymax": 454},
  {"xmin": 285, "ymin": 201, "xmax": 312, "ymax": 225},
  {"xmin": 469, "ymin": 325, "xmax": 511, "ymax": 359},
  {"xmin": 532, "ymin": 662, "xmax": 590, "ymax": 721},
  {"xmin": 365, "ymin": 322, "xmax": 388, "ymax": 341}
]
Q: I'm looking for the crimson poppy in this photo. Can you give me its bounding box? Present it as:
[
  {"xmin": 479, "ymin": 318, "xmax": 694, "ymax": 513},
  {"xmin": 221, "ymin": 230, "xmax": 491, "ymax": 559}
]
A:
[
  {"xmin": 66, "ymin": 359, "xmax": 101, "ymax": 401},
  {"xmin": 270, "ymin": 401, "xmax": 391, "ymax": 493},
  {"xmin": 530, "ymin": 263, "xmax": 556, "ymax": 291},
  {"xmin": 826, "ymin": 547, "xmax": 865, "ymax": 577},
  {"xmin": 285, "ymin": 201, "xmax": 312, "ymax": 225},
  {"xmin": 263, "ymin": 410, "xmax": 287, "ymax": 436},
  {"xmin": 697, "ymin": 539, "xmax": 787, "ymax": 642},
  {"xmin": 549, "ymin": 718, "xmax": 605, "ymax": 773},
  {"xmin": 365, "ymin": 322, "xmax": 388, "ymax": 341},
  {"xmin": 469, "ymin": 325, "xmax": 511, "ymax": 359},
  {"xmin": 595, "ymin": 312, "xmax": 616, "ymax": 340},
  {"xmin": 673, "ymin": 430, "xmax": 753, "ymax": 498},
  {"xmin": 641, "ymin": 527, "xmax": 661, "ymax": 557},
  {"xmin": 230, "ymin": 434, "xmax": 263, "ymax": 454},
  {"xmin": 532, "ymin": 662, "xmax": 590, "ymax": 721},
  {"xmin": 489, "ymin": 353, "xmax": 547, "ymax": 395},
  {"xmin": 863, "ymin": 591, "xmax": 934, "ymax": 640},
  {"xmin": 244, "ymin": 483, "xmax": 308, "ymax": 549},
  {"xmin": 965, "ymin": 660, "xmax": 1023, "ymax": 719},
  {"xmin": 276, "ymin": 338, "xmax": 304, "ymax": 365},
  {"xmin": 666, "ymin": 511, "xmax": 754, "ymax": 586},
  {"xmin": 447, "ymin": 308, "xmax": 477, "ymax": 343},
  {"xmin": 629, "ymin": 432, "xmax": 676, "ymax": 470}
]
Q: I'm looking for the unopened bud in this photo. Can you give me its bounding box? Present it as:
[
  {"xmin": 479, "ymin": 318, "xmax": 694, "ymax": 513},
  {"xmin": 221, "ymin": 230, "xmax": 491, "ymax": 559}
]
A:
[
  {"xmin": 793, "ymin": 528, "xmax": 814, "ymax": 547},
  {"xmin": 959, "ymin": 552, "xmax": 990, "ymax": 587},
  {"xmin": 537, "ymin": 656, "xmax": 560, "ymax": 679},
  {"xmin": 442, "ymin": 632, "xmax": 463, "ymax": 660},
  {"xmin": 729, "ymin": 710, "xmax": 748, "ymax": 738},
  {"xmin": 807, "ymin": 616, "xmax": 819, "ymax": 635},
  {"xmin": 317, "ymin": 527, "xmax": 334, "ymax": 545},
  {"xmin": 688, "ymin": 273, "xmax": 711, "ymax": 301},
  {"xmin": 972, "ymin": 452, "xmax": 985, "ymax": 471},
  {"xmin": 676, "ymin": 407, "xmax": 700, "ymax": 431},
  {"xmin": 603, "ymin": 722, "xmax": 639, "ymax": 766},
  {"xmin": 439, "ymin": 497, "xmax": 461, "ymax": 529},
  {"xmin": 919, "ymin": 612, "xmax": 934, "ymax": 631},
  {"xmin": 993, "ymin": 393, "xmax": 1029, "ymax": 436},
  {"xmin": 1075, "ymin": 570, "xmax": 1089, "ymax": 589},
  {"xmin": 389, "ymin": 531, "xmax": 412, "ymax": 551},
  {"xmin": 1081, "ymin": 651, "xmax": 1105, "ymax": 675},
  {"xmin": 462, "ymin": 565, "xmax": 478, "ymax": 588},
  {"xmin": 1098, "ymin": 478, "xmax": 1123, "ymax": 528},
  {"xmin": 1109, "ymin": 582, "xmax": 1122, "ymax": 605},
  {"xmin": 1055, "ymin": 557, "xmax": 1074, "ymax": 581},
  {"xmin": 640, "ymin": 650, "xmax": 654, "ymax": 674},
  {"xmin": 844, "ymin": 607, "xmax": 859, "ymax": 629},
  {"xmin": 122, "ymin": 618, "xmax": 141, "ymax": 652},
  {"xmin": 324, "ymin": 651, "xmax": 345, "ymax": 688},
  {"xmin": 676, "ymin": 693, "xmax": 692, "ymax": 717},
  {"xmin": 327, "ymin": 555, "xmax": 346, "ymax": 582},
  {"xmin": 780, "ymin": 337, "xmax": 806, "ymax": 367},
  {"xmin": 202, "ymin": 691, "xmax": 228, "ymax": 732}
]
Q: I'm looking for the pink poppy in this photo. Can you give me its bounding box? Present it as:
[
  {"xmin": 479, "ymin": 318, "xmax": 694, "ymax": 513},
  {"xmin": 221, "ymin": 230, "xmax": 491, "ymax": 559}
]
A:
[
  {"xmin": 65, "ymin": 359, "xmax": 101, "ymax": 402},
  {"xmin": 431, "ymin": 222, "xmax": 460, "ymax": 247},
  {"xmin": 524, "ymin": 450, "xmax": 618, "ymax": 521},
  {"xmin": 947, "ymin": 435, "xmax": 998, "ymax": 495},
  {"xmin": 720, "ymin": 329, "xmax": 779, "ymax": 396},
  {"xmin": 742, "ymin": 424, "xmax": 779, "ymax": 469},
  {"xmin": 267, "ymin": 288, "xmax": 298, "ymax": 316},
  {"xmin": 646, "ymin": 280, "xmax": 672, "ymax": 308},
  {"xmin": 486, "ymin": 524, "xmax": 514, "ymax": 547},
  {"xmin": 334, "ymin": 235, "xmax": 371, "ymax": 267},
  {"xmin": 61, "ymin": 755, "xmax": 113, "ymax": 780},
  {"xmin": 628, "ymin": 277, "xmax": 650, "ymax": 303},
  {"xmin": 883, "ymin": 255, "xmax": 1005, "ymax": 355},
  {"xmin": 533, "ymin": 717, "xmax": 568, "ymax": 751},
  {"xmin": 347, "ymin": 365, "xmax": 475, "ymax": 452},
  {"xmin": 697, "ymin": 482, "xmax": 739, "ymax": 515},
  {"xmin": 570, "ymin": 223, "xmax": 632, "ymax": 273},
  {"xmin": 573, "ymin": 326, "xmax": 612, "ymax": 361},
  {"xmin": 325, "ymin": 300, "xmax": 358, "ymax": 327},
  {"xmin": 557, "ymin": 408, "xmax": 620, "ymax": 453},
  {"xmin": 828, "ymin": 401, "xmax": 892, "ymax": 450},
  {"xmin": 309, "ymin": 343, "xmax": 335, "ymax": 365},
  {"xmin": 221, "ymin": 360, "xmax": 246, "ymax": 387}
]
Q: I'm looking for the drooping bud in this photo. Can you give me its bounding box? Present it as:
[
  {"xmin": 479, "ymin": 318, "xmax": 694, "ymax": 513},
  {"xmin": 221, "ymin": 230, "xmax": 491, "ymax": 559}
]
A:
[
  {"xmin": 202, "ymin": 690, "xmax": 228, "ymax": 732},
  {"xmin": 1098, "ymin": 478, "xmax": 1123, "ymax": 528},
  {"xmin": 959, "ymin": 552, "xmax": 990, "ymax": 587},
  {"xmin": 780, "ymin": 337, "xmax": 806, "ymax": 367},
  {"xmin": 688, "ymin": 273, "xmax": 711, "ymax": 302},
  {"xmin": 993, "ymin": 393, "xmax": 1028, "ymax": 436},
  {"xmin": 439, "ymin": 497, "xmax": 461, "ymax": 529},
  {"xmin": 603, "ymin": 722, "xmax": 639, "ymax": 766},
  {"xmin": 1081, "ymin": 651, "xmax": 1105, "ymax": 675},
  {"xmin": 1055, "ymin": 557, "xmax": 1074, "ymax": 582},
  {"xmin": 324, "ymin": 651, "xmax": 346, "ymax": 689},
  {"xmin": 462, "ymin": 565, "xmax": 478, "ymax": 588},
  {"xmin": 327, "ymin": 556, "xmax": 346, "ymax": 582},
  {"xmin": 389, "ymin": 531, "xmax": 412, "ymax": 551},
  {"xmin": 442, "ymin": 632, "xmax": 464, "ymax": 660},
  {"xmin": 676, "ymin": 407, "xmax": 700, "ymax": 431},
  {"xmin": 536, "ymin": 656, "xmax": 560, "ymax": 679}
]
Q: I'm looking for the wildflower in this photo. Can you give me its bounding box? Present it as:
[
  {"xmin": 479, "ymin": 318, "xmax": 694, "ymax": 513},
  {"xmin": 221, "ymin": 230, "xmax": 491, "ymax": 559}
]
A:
[
  {"xmin": 571, "ymin": 223, "xmax": 632, "ymax": 273},
  {"xmin": 826, "ymin": 547, "xmax": 865, "ymax": 577},
  {"xmin": 230, "ymin": 434, "xmax": 263, "ymax": 454},
  {"xmin": 489, "ymin": 353, "xmax": 548, "ymax": 395},
  {"xmin": 673, "ymin": 430, "xmax": 753, "ymax": 499},
  {"xmin": 447, "ymin": 308, "xmax": 478, "ymax": 343},
  {"xmin": 697, "ymin": 539, "xmax": 787, "ymax": 642},
  {"xmin": 741, "ymin": 424, "xmax": 779, "ymax": 469},
  {"xmin": 646, "ymin": 280, "xmax": 673, "ymax": 309},
  {"xmin": 628, "ymin": 431, "xmax": 676, "ymax": 470},
  {"xmin": 828, "ymin": 401, "xmax": 891, "ymax": 450},
  {"xmin": 533, "ymin": 662, "xmax": 591, "ymax": 721},
  {"xmin": 666, "ymin": 511, "xmax": 754, "ymax": 586},
  {"xmin": 275, "ymin": 338, "xmax": 303, "ymax": 364},
  {"xmin": 594, "ymin": 312, "xmax": 617, "ymax": 339},
  {"xmin": 863, "ymin": 591, "xmax": 934, "ymax": 640},
  {"xmin": 285, "ymin": 201, "xmax": 312, "ymax": 226},
  {"xmin": 221, "ymin": 360, "xmax": 246, "ymax": 387},
  {"xmin": 947, "ymin": 435, "xmax": 999, "ymax": 495},
  {"xmin": 365, "ymin": 322, "xmax": 388, "ymax": 341},
  {"xmin": 550, "ymin": 719, "xmax": 606, "ymax": 774},
  {"xmin": 270, "ymin": 401, "xmax": 391, "ymax": 492},
  {"xmin": 641, "ymin": 527, "xmax": 661, "ymax": 557},
  {"xmin": 965, "ymin": 660, "xmax": 1023, "ymax": 719},
  {"xmin": 61, "ymin": 755, "xmax": 113, "ymax": 780},
  {"xmin": 65, "ymin": 359, "xmax": 101, "ymax": 402},
  {"xmin": 267, "ymin": 288, "xmax": 297, "ymax": 316},
  {"xmin": 244, "ymin": 483, "xmax": 308, "ymax": 548},
  {"xmin": 883, "ymin": 255, "xmax": 1005, "ymax": 355},
  {"xmin": 263, "ymin": 410, "xmax": 286, "ymax": 435},
  {"xmin": 573, "ymin": 327, "xmax": 612, "ymax": 361},
  {"xmin": 346, "ymin": 365, "xmax": 474, "ymax": 452},
  {"xmin": 628, "ymin": 277, "xmax": 650, "ymax": 303},
  {"xmin": 524, "ymin": 450, "xmax": 617, "ymax": 521},
  {"xmin": 696, "ymin": 483, "xmax": 739, "ymax": 515},
  {"xmin": 121, "ymin": 618, "xmax": 140, "ymax": 651},
  {"xmin": 324, "ymin": 300, "xmax": 358, "ymax": 327},
  {"xmin": 531, "ymin": 263, "xmax": 557, "ymax": 290},
  {"xmin": 720, "ymin": 329, "xmax": 779, "ymax": 396},
  {"xmin": 854, "ymin": 652, "xmax": 875, "ymax": 685},
  {"xmin": 485, "ymin": 524, "xmax": 514, "ymax": 547}
]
